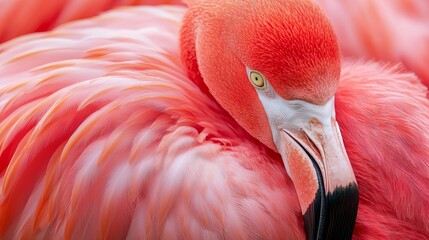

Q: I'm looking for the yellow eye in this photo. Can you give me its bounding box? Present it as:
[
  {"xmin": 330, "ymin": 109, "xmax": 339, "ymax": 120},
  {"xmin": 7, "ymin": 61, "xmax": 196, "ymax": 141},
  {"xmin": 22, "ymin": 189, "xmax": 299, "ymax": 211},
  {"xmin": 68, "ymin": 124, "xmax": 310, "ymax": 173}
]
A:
[{"xmin": 250, "ymin": 71, "xmax": 265, "ymax": 88}]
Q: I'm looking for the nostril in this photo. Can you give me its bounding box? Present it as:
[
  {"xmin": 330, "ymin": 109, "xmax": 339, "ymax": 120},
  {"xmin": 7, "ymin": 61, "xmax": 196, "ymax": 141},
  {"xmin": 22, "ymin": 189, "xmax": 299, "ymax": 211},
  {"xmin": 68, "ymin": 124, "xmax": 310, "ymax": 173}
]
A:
[
  {"xmin": 299, "ymin": 131, "xmax": 322, "ymax": 160},
  {"xmin": 305, "ymin": 133, "xmax": 322, "ymax": 159}
]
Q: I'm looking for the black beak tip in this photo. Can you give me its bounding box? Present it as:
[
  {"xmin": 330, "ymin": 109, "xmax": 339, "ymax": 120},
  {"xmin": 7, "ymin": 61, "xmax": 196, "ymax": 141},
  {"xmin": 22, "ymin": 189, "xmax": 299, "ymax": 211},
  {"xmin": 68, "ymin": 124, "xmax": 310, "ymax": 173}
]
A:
[{"xmin": 303, "ymin": 183, "xmax": 359, "ymax": 240}]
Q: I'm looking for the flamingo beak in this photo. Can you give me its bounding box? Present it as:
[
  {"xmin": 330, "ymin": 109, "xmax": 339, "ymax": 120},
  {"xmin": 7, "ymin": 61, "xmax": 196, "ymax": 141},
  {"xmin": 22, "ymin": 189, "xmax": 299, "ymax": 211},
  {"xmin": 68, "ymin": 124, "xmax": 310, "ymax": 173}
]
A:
[{"xmin": 275, "ymin": 99, "xmax": 359, "ymax": 240}]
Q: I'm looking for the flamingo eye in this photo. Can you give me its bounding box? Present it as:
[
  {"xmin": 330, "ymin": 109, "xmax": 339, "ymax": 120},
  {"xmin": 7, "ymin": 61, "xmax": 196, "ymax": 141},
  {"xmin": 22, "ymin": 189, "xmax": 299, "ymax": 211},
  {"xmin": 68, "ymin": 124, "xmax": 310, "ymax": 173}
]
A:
[{"xmin": 249, "ymin": 71, "xmax": 265, "ymax": 88}]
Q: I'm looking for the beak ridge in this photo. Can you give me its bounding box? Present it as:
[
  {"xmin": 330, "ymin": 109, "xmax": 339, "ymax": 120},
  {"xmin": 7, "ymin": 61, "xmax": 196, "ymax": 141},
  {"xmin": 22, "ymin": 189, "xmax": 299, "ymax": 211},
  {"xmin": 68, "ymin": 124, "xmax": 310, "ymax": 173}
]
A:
[{"xmin": 278, "ymin": 117, "xmax": 358, "ymax": 239}]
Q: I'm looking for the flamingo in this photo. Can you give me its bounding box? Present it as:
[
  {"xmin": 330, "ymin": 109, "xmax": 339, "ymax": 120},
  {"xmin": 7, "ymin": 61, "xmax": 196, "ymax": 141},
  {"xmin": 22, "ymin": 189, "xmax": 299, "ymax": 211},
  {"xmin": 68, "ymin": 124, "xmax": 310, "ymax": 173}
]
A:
[{"xmin": 0, "ymin": 0, "xmax": 428, "ymax": 239}]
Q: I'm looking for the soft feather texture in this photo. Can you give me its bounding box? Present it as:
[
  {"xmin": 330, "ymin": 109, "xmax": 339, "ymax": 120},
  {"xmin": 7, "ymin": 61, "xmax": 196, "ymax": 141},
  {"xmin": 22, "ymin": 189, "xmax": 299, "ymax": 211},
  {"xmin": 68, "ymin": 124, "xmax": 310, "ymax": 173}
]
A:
[
  {"xmin": 0, "ymin": 3, "xmax": 428, "ymax": 240},
  {"xmin": 0, "ymin": 0, "xmax": 185, "ymax": 43},
  {"xmin": 316, "ymin": 0, "xmax": 429, "ymax": 88},
  {"xmin": 336, "ymin": 61, "xmax": 429, "ymax": 239}
]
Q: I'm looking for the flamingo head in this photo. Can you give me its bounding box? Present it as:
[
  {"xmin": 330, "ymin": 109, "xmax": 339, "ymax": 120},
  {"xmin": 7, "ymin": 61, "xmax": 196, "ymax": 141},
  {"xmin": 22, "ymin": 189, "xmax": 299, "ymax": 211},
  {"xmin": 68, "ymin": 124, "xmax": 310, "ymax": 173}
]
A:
[{"xmin": 181, "ymin": 0, "xmax": 359, "ymax": 238}]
